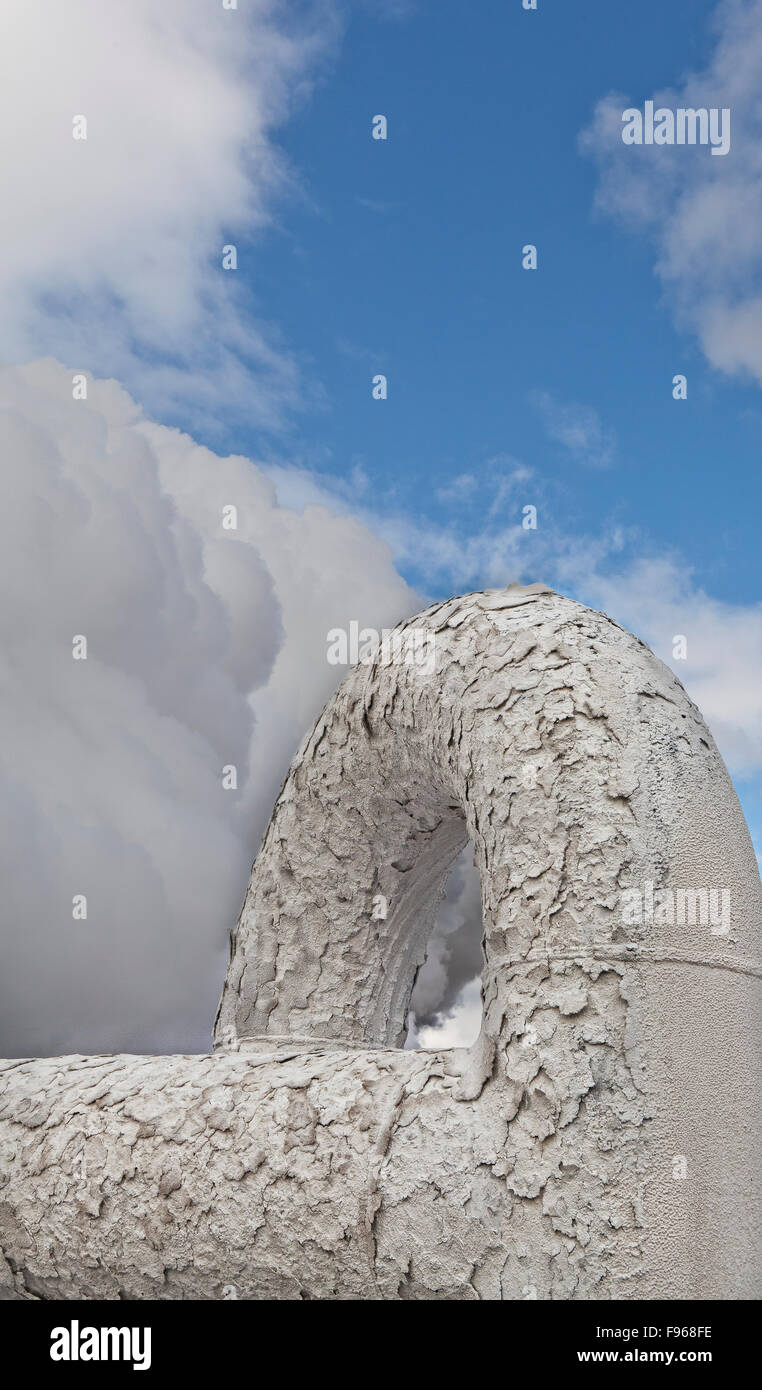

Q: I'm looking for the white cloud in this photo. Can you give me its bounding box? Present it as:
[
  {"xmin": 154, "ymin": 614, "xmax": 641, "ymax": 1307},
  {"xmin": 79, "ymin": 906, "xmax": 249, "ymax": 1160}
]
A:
[
  {"xmin": 0, "ymin": 359, "xmax": 418, "ymax": 1057},
  {"xmin": 0, "ymin": 0, "xmax": 341, "ymax": 431},
  {"xmin": 580, "ymin": 0, "xmax": 762, "ymax": 385}
]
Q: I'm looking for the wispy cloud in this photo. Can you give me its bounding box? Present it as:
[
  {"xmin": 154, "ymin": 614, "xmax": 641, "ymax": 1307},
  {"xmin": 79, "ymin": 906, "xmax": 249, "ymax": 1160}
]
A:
[
  {"xmin": 435, "ymin": 472, "xmax": 479, "ymax": 503},
  {"xmin": 530, "ymin": 389, "xmax": 617, "ymax": 469},
  {"xmin": 265, "ymin": 456, "xmax": 545, "ymax": 589},
  {"xmin": 434, "ymin": 457, "xmax": 532, "ymax": 512},
  {"xmin": 354, "ymin": 196, "xmax": 401, "ymax": 214}
]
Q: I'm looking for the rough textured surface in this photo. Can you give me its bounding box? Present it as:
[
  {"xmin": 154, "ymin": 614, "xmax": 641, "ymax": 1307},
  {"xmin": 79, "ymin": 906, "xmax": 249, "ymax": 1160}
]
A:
[{"xmin": 1, "ymin": 584, "xmax": 760, "ymax": 1299}]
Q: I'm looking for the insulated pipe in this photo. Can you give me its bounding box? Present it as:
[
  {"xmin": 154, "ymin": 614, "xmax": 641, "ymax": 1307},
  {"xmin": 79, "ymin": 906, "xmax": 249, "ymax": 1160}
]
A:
[{"xmin": 1, "ymin": 585, "xmax": 760, "ymax": 1300}]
